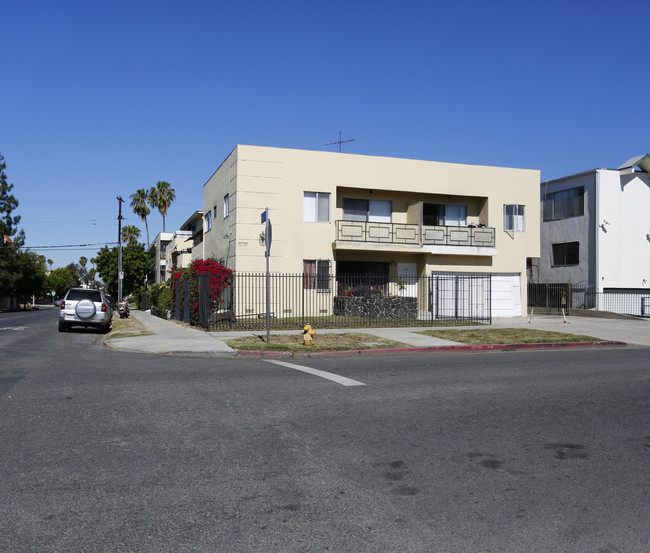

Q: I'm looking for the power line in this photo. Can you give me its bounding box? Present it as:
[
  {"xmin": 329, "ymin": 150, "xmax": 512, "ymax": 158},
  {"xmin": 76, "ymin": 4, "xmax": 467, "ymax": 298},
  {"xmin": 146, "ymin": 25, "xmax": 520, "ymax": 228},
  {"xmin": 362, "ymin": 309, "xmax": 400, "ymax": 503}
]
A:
[{"xmin": 22, "ymin": 241, "xmax": 119, "ymax": 250}]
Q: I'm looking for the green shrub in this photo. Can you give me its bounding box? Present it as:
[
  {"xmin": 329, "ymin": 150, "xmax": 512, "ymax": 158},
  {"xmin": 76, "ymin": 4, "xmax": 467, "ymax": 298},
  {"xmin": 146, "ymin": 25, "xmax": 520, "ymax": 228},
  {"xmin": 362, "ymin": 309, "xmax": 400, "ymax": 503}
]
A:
[{"xmin": 158, "ymin": 287, "xmax": 172, "ymax": 311}]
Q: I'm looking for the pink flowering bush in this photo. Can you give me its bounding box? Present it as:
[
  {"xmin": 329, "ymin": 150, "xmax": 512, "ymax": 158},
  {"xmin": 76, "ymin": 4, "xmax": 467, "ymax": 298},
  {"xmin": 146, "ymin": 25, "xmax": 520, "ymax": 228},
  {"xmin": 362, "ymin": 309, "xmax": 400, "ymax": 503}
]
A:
[{"xmin": 171, "ymin": 258, "xmax": 233, "ymax": 326}]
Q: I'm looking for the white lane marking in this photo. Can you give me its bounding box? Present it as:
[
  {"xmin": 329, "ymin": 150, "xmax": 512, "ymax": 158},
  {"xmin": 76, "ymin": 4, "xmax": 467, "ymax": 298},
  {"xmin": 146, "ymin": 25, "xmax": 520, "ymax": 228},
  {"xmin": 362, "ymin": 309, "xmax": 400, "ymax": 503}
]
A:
[
  {"xmin": 264, "ymin": 359, "xmax": 365, "ymax": 387},
  {"xmin": 0, "ymin": 327, "xmax": 27, "ymax": 331}
]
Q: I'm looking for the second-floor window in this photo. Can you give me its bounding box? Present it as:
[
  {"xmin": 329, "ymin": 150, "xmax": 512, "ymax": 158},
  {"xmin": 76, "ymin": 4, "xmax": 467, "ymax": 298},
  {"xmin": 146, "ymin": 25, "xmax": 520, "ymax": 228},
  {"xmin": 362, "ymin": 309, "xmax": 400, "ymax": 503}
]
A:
[
  {"xmin": 343, "ymin": 198, "xmax": 391, "ymax": 222},
  {"xmin": 205, "ymin": 211, "xmax": 212, "ymax": 231},
  {"xmin": 224, "ymin": 194, "xmax": 230, "ymax": 218},
  {"xmin": 504, "ymin": 204, "xmax": 525, "ymax": 232},
  {"xmin": 423, "ymin": 203, "xmax": 467, "ymax": 227},
  {"xmin": 543, "ymin": 186, "xmax": 584, "ymax": 222},
  {"xmin": 304, "ymin": 192, "xmax": 330, "ymax": 222}
]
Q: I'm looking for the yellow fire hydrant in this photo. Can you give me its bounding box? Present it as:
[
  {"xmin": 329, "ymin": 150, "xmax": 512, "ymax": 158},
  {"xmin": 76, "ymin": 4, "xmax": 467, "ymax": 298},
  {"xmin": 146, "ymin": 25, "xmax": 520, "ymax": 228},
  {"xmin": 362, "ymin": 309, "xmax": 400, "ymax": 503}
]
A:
[{"xmin": 302, "ymin": 324, "xmax": 316, "ymax": 347}]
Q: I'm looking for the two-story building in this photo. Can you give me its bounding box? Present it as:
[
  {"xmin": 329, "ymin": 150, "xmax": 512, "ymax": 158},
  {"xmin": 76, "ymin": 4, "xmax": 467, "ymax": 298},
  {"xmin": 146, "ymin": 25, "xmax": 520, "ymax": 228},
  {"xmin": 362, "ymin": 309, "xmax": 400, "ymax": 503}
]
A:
[
  {"xmin": 201, "ymin": 145, "xmax": 540, "ymax": 318},
  {"xmin": 536, "ymin": 155, "xmax": 650, "ymax": 316}
]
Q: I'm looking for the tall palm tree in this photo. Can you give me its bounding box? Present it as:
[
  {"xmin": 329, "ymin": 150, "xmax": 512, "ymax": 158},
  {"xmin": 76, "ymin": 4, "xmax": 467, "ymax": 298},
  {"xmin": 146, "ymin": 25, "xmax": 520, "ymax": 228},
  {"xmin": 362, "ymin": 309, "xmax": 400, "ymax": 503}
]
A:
[
  {"xmin": 130, "ymin": 189, "xmax": 151, "ymax": 248},
  {"xmin": 148, "ymin": 181, "xmax": 176, "ymax": 233},
  {"xmin": 121, "ymin": 225, "xmax": 141, "ymax": 246}
]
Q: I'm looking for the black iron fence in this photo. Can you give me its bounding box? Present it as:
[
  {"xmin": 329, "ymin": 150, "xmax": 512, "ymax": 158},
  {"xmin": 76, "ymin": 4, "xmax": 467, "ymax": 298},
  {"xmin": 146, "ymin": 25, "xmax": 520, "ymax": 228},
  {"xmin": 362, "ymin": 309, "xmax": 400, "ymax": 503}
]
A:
[
  {"xmin": 528, "ymin": 282, "xmax": 650, "ymax": 317},
  {"xmin": 203, "ymin": 272, "xmax": 492, "ymax": 330}
]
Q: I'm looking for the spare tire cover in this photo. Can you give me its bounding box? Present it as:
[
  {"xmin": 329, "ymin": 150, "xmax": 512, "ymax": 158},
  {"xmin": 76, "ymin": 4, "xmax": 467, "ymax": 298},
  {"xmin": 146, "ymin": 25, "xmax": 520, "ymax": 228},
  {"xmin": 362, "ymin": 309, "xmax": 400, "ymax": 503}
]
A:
[{"xmin": 75, "ymin": 299, "xmax": 97, "ymax": 319}]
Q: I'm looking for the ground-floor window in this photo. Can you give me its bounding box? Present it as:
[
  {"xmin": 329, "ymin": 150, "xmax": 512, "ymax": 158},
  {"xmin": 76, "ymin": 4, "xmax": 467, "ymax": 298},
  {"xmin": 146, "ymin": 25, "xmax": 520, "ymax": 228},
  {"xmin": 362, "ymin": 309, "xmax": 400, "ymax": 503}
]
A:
[{"xmin": 303, "ymin": 259, "xmax": 330, "ymax": 291}]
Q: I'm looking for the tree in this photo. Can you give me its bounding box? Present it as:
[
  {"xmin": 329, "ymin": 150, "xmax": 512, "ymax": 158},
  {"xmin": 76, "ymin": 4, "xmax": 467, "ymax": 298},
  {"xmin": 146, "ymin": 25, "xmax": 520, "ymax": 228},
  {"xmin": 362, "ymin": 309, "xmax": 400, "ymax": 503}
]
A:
[
  {"xmin": 0, "ymin": 151, "xmax": 29, "ymax": 302},
  {"xmin": 0, "ymin": 152, "xmax": 25, "ymax": 247},
  {"xmin": 148, "ymin": 181, "xmax": 176, "ymax": 233},
  {"xmin": 95, "ymin": 243, "xmax": 149, "ymax": 298},
  {"xmin": 121, "ymin": 225, "xmax": 141, "ymax": 246},
  {"xmin": 66, "ymin": 262, "xmax": 86, "ymax": 284},
  {"xmin": 130, "ymin": 189, "xmax": 151, "ymax": 249},
  {"xmin": 47, "ymin": 259, "xmax": 53, "ymax": 271},
  {"xmin": 46, "ymin": 267, "xmax": 80, "ymax": 298}
]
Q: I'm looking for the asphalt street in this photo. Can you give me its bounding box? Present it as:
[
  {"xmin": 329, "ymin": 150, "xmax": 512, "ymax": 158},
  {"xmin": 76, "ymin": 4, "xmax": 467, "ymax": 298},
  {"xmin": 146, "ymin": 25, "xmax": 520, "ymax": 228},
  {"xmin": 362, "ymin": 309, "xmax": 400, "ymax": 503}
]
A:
[{"xmin": 1, "ymin": 308, "xmax": 649, "ymax": 552}]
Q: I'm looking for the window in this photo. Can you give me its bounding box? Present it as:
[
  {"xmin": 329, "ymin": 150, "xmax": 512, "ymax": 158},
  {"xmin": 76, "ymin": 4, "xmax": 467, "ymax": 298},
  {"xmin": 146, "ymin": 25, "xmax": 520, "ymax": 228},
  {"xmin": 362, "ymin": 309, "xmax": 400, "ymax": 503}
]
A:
[
  {"xmin": 303, "ymin": 259, "xmax": 330, "ymax": 291},
  {"xmin": 213, "ymin": 206, "xmax": 217, "ymax": 219},
  {"xmin": 552, "ymin": 242, "xmax": 579, "ymax": 266},
  {"xmin": 303, "ymin": 192, "xmax": 330, "ymax": 222},
  {"xmin": 342, "ymin": 198, "xmax": 392, "ymax": 222},
  {"xmin": 205, "ymin": 210, "xmax": 212, "ymax": 231},
  {"xmin": 543, "ymin": 187, "xmax": 584, "ymax": 222},
  {"xmin": 223, "ymin": 194, "xmax": 230, "ymax": 218},
  {"xmin": 422, "ymin": 203, "xmax": 467, "ymax": 226},
  {"xmin": 504, "ymin": 204, "xmax": 525, "ymax": 232}
]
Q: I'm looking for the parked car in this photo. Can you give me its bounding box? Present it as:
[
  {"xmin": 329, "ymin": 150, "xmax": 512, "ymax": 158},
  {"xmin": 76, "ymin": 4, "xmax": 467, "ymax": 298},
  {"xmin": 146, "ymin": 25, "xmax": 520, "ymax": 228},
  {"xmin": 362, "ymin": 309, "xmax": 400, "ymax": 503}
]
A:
[{"xmin": 58, "ymin": 288, "xmax": 113, "ymax": 333}]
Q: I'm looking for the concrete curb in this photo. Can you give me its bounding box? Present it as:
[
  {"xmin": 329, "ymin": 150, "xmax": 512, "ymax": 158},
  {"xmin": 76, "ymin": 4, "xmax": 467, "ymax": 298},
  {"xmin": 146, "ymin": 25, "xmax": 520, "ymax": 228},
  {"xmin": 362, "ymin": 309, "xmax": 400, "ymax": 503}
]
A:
[{"xmin": 234, "ymin": 340, "xmax": 627, "ymax": 358}]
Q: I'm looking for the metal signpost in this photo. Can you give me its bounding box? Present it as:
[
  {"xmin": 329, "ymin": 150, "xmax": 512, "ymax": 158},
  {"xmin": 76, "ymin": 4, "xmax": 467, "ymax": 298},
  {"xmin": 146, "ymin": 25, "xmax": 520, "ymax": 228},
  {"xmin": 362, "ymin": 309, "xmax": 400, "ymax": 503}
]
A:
[{"xmin": 261, "ymin": 208, "xmax": 272, "ymax": 343}]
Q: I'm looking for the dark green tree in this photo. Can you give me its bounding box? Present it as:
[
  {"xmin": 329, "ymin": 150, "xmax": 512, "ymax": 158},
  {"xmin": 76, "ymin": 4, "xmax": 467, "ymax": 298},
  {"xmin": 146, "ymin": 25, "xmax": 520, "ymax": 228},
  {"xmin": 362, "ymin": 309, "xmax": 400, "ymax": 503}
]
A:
[
  {"xmin": 45, "ymin": 267, "xmax": 80, "ymax": 298},
  {"xmin": 0, "ymin": 151, "xmax": 31, "ymax": 302},
  {"xmin": 0, "ymin": 152, "xmax": 25, "ymax": 247},
  {"xmin": 95, "ymin": 243, "xmax": 149, "ymax": 298}
]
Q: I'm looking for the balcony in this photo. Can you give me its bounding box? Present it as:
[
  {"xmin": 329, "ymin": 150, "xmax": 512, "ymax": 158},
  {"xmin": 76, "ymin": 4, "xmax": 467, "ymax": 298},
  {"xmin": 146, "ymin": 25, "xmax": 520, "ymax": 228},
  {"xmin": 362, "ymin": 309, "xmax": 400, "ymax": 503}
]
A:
[{"xmin": 335, "ymin": 221, "xmax": 496, "ymax": 254}]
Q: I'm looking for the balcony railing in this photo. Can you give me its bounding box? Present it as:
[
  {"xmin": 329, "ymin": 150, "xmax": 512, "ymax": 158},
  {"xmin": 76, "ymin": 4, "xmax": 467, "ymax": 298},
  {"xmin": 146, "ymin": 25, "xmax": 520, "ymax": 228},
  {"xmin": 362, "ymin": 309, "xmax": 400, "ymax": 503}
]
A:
[{"xmin": 335, "ymin": 221, "xmax": 495, "ymax": 248}]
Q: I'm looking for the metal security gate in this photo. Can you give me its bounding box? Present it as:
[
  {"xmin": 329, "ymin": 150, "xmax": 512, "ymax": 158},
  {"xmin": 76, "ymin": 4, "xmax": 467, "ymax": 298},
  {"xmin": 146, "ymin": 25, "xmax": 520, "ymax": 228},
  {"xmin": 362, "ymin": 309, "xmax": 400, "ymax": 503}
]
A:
[{"xmin": 429, "ymin": 273, "xmax": 491, "ymax": 324}]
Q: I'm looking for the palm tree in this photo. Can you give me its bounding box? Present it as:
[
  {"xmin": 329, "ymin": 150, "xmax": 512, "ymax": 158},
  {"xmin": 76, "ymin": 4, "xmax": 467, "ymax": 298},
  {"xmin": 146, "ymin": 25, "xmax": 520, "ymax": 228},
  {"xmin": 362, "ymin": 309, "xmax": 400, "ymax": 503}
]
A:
[
  {"xmin": 130, "ymin": 189, "xmax": 151, "ymax": 248},
  {"xmin": 121, "ymin": 225, "xmax": 141, "ymax": 246},
  {"xmin": 148, "ymin": 181, "xmax": 176, "ymax": 233},
  {"xmin": 47, "ymin": 259, "xmax": 53, "ymax": 271}
]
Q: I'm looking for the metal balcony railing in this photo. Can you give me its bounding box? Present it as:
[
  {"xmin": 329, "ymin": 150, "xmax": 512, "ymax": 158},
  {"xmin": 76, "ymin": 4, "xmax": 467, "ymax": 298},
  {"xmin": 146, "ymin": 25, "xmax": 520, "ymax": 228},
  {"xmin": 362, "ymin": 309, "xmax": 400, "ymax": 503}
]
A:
[{"xmin": 335, "ymin": 221, "xmax": 495, "ymax": 248}]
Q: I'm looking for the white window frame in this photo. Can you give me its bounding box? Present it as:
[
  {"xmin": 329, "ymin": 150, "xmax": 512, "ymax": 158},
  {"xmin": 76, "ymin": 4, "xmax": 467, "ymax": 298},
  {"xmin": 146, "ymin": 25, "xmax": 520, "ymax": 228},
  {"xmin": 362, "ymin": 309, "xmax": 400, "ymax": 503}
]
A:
[
  {"xmin": 205, "ymin": 210, "xmax": 212, "ymax": 231},
  {"xmin": 303, "ymin": 192, "xmax": 330, "ymax": 223},
  {"xmin": 223, "ymin": 194, "xmax": 230, "ymax": 218},
  {"xmin": 303, "ymin": 259, "xmax": 331, "ymax": 291},
  {"xmin": 504, "ymin": 204, "xmax": 525, "ymax": 232}
]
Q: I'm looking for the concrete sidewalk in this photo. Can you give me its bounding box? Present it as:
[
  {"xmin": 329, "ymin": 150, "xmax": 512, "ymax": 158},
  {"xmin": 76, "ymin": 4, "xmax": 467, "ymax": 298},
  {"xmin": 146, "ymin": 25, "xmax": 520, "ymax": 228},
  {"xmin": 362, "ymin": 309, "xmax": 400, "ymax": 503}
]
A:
[{"xmin": 104, "ymin": 309, "xmax": 650, "ymax": 356}]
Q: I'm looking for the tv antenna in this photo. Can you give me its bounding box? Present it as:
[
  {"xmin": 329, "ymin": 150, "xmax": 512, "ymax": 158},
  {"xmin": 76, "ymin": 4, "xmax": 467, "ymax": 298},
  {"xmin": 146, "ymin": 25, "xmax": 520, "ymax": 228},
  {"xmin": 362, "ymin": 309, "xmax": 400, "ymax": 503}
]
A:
[{"xmin": 326, "ymin": 131, "xmax": 356, "ymax": 152}]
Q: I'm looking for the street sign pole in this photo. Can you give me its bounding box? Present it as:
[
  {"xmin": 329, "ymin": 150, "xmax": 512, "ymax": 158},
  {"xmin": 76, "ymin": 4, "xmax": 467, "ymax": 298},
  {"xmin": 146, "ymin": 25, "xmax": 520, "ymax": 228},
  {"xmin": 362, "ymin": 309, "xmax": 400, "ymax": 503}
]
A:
[{"xmin": 262, "ymin": 208, "xmax": 272, "ymax": 344}]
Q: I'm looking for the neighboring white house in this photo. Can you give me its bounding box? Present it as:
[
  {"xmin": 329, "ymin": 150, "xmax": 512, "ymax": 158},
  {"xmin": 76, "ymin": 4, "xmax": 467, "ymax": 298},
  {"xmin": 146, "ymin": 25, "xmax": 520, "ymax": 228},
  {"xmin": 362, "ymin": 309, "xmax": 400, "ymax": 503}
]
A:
[{"xmin": 536, "ymin": 154, "xmax": 650, "ymax": 315}]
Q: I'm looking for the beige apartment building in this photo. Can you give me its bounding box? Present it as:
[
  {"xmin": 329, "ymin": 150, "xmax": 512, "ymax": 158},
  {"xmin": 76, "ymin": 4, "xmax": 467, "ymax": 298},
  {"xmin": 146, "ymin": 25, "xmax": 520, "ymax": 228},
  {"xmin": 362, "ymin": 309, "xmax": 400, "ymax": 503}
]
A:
[{"xmin": 202, "ymin": 145, "xmax": 540, "ymax": 317}]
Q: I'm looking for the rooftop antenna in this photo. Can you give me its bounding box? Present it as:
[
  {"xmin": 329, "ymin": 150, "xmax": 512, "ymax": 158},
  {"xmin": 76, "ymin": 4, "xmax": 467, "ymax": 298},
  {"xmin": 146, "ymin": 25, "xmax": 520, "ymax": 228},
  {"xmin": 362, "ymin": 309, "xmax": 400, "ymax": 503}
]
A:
[{"xmin": 326, "ymin": 131, "xmax": 356, "ymax": 152}]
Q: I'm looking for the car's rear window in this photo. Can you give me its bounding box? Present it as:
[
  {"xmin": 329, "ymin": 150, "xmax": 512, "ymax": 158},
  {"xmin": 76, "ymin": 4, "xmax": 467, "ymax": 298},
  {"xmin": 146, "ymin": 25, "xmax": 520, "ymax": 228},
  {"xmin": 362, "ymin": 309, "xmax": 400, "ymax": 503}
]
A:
[{"xmin": 66, "ymin": 290, "xmax": 102, "ymax": 302}]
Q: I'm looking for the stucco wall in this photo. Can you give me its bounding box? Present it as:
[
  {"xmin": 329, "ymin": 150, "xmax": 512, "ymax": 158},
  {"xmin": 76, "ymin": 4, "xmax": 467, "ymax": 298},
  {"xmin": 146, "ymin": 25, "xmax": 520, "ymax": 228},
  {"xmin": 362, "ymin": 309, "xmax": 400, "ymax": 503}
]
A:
[
  {"xmin": 537, "ymin": 171, "xmax": 595, "ymax": 285},
  {"xmin": 598, "ymin": 170, "xmax": 650, "ymax": 290}
]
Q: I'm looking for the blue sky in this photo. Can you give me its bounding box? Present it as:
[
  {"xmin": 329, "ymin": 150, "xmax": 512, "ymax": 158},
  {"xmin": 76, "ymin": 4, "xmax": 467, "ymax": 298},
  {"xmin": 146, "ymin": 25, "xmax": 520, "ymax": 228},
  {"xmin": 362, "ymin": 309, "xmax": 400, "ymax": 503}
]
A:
[{"xmin": 2, "ymin": 0, "xmax": 648, "ymax": 269}]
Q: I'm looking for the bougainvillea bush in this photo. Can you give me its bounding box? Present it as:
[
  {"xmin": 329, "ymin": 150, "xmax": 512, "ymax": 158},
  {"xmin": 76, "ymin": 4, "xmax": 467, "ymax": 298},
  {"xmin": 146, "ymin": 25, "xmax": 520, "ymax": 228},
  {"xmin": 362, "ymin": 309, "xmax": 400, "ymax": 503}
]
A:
[{"xmin": 170, "ymin": 258, "xmax": 233, "ymax": 326}]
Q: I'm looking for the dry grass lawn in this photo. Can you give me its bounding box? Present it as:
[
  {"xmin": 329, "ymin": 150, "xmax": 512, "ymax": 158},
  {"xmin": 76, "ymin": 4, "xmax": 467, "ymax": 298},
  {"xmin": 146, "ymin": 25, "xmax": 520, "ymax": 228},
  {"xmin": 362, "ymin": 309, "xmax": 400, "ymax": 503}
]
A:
[
  {"xmin": 225, "ymin": 332, "xmax": 410, "ymax": 353},
  {"xmin": 418, "ymin": 327, "xmax": 603, "ymax": 345},
  {"xmin": 105, "ymin": 316, "xmax": 154, "ymax": 340}
]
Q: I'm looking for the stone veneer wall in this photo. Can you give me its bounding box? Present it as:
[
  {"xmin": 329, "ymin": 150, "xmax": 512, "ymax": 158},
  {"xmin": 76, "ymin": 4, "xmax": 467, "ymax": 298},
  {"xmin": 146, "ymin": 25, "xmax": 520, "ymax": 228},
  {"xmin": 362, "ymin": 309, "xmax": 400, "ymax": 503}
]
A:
[{"xmin": 333, "ymin": 296, "xmax": 417, "ymax": 319}]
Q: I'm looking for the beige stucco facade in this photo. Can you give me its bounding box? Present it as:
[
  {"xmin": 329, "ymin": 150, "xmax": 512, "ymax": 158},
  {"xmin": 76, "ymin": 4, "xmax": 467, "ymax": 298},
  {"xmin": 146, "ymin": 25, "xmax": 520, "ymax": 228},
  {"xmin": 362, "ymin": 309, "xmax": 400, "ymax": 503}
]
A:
[{"xmin": 202, "ymin": 145, "xmax": 540, "ymax": 316}]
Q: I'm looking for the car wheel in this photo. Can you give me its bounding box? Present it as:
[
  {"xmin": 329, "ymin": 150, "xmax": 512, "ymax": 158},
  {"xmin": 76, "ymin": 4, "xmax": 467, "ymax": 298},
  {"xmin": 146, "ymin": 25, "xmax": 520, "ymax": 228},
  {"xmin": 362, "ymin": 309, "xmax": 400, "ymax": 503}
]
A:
[{"xmin": 58, "ymin": 321, "xmax": 66, "ymax": 332}]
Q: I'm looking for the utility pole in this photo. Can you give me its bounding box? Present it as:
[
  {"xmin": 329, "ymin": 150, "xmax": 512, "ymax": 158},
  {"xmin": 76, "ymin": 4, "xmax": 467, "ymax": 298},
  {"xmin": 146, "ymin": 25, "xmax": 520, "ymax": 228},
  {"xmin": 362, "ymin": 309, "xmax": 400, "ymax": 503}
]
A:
[{"xmin": 117, "ymin": 196, "xmax": 124, "ymax": 302}]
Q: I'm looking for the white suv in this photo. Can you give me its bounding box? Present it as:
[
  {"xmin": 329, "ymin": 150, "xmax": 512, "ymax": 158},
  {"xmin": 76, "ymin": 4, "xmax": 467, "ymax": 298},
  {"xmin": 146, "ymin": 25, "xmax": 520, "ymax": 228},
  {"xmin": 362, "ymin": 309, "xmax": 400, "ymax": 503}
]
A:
[{"xmin": 58, "ymin": 288, "xmax": 113, "ymax": 333}]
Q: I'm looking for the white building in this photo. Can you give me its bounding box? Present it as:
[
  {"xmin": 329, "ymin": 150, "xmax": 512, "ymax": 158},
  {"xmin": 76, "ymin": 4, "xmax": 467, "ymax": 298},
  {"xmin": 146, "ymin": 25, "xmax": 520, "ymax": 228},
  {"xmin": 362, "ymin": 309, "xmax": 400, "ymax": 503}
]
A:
[{"xmin": 537, "ymin": 155, "xmax": 650, "ymax": 315}]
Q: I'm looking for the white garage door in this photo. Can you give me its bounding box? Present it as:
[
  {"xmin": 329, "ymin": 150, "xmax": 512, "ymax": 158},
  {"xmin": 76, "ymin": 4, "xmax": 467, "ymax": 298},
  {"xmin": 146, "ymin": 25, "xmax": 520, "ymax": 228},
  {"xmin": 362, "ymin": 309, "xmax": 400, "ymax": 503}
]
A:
[{"xmin": 491, "ymin": 274, "xmax": 522, "ymax": 317}]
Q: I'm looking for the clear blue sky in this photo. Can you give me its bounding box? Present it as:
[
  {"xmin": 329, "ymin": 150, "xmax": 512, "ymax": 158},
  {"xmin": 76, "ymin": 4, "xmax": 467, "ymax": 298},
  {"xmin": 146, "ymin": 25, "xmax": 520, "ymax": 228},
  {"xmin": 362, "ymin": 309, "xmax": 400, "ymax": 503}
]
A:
[{"xmin": 2, "ymin": 0, "xmax": 648, "ymax": 269}]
